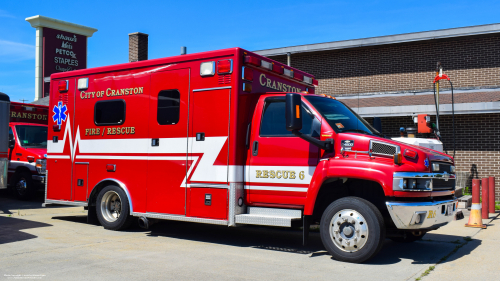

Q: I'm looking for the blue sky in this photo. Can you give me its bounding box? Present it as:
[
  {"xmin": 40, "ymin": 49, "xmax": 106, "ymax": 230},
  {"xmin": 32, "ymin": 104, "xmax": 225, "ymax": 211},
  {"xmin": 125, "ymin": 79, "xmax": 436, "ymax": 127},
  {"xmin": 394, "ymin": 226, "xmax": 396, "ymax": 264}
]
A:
[{"xmin": 1, "ymin": 0, "xmax": 499, "ymax": 102}]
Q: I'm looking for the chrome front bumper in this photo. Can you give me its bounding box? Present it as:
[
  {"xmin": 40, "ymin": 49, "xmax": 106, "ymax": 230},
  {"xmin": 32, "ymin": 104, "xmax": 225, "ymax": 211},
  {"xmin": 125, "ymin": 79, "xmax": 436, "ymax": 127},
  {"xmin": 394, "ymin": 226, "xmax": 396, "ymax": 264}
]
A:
[
  {"xmin": 32, "ymin": 174, "xmax": 45, "ymax": 184},
  {"xmin": 386, "ymin": 199, "xmax": 458, "ymax": 229}
]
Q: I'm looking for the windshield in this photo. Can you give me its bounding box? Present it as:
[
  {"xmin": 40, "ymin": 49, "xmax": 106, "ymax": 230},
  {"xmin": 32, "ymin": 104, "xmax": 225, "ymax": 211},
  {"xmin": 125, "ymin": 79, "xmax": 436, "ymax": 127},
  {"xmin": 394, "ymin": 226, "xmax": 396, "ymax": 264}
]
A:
[
  {"xmin": 15, "ymin": 125, "xmax": 48, "ymax": 148},
  {"xmin": 304, "ymin": 96, "xmax": 382, "ymax": 136}
]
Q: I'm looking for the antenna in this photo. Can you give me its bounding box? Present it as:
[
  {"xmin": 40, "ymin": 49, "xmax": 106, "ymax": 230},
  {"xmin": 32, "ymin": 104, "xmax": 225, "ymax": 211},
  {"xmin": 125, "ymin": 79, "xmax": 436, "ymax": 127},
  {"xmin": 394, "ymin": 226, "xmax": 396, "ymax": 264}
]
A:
[{"xmin": 19, "ymin": 99, "xmax": 28, "ymax": 103}]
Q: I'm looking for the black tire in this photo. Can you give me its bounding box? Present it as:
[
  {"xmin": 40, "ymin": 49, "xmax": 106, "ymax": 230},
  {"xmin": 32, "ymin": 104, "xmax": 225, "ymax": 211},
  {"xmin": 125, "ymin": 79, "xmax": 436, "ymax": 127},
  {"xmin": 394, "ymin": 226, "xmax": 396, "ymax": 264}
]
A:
[
  {"xmin": 390, "ymin": 231, "xmax": 425, "ymax": 243},
  {"xmin": 11, "ymin": 171, "xmax": 36, "ymax": 200},
  {"xmin": 320, "ymin": 196, "xmax": 386, "ymax": 263},
  {"xmin": 96, "ymin": 185, "xmax": 134, "ymax": 230}
]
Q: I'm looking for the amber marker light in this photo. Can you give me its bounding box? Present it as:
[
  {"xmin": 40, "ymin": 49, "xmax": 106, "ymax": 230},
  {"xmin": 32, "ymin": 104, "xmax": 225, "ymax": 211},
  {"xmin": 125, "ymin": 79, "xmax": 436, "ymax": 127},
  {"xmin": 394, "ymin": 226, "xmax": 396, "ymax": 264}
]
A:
[{"xmin": 296, "ymin": 105, "xmax": 300, "ymax": 118}]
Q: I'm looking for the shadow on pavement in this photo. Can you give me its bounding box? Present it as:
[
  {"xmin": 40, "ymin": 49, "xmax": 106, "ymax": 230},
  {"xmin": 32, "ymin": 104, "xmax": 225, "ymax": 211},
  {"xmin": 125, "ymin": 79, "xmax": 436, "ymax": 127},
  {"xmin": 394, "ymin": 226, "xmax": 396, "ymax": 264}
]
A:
[
  {"xmin": 51, "ymin": 214, "xmax": 482, "ymax": 265},
  {"xmin": 0, "ymin": 216, "xmax": 52, "ymax": 245},
  {"xmin": 0, "ymin": 189, "xmax": 68, "ymax": 214}
]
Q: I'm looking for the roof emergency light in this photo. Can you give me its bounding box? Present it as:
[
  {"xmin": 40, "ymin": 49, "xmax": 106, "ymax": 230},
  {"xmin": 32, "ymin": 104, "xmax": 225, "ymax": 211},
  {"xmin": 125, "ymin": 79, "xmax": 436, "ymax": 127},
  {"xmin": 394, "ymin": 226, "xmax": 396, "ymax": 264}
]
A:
[
  {"xmin": 217, "ymin": 59, "xmax": 233, "ymax": 74},
  {"xmin": 303, "ymin": 76, "xmax": 313, "ymax": 85},
  {"xmin": 200, "ymin": 61, "xmax": 215, "ymax": 76},
  {"xmin": 244, "ymin": 55, "xmax": 260, "ymax": 67},
  {"xmin": 272, "ymin": 64, "xmax": 284, "ymax": 74},
  {"xmin": 58, "ymin": 80, "xmax": 68, "ymax": 92},
  {"xmin": 294, "ymin": 72, "xmax": 304, "ymax": 81},
  {"xmin": 78, "ymin": 78, "xmax": 89, "ymax": 91},
  {"xmin": 284, "ymin": 68, "xmax": 293, "ymax": 78},
  {"xmin": 260, "ymin": 60, "xmax": 273, "ymax": 70}
]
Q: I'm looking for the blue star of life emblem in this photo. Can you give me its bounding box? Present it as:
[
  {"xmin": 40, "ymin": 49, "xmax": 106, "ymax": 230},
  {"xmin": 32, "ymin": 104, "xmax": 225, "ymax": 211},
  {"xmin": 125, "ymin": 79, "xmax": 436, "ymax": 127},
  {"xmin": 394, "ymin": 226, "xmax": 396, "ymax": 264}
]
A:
[
  {"xmin": 53, "ymin": 101, "xmax": 68, "ymax": 125},
  {"xmin": 424, "ymin": 158, "xmax": 429, "ymax": 168}
]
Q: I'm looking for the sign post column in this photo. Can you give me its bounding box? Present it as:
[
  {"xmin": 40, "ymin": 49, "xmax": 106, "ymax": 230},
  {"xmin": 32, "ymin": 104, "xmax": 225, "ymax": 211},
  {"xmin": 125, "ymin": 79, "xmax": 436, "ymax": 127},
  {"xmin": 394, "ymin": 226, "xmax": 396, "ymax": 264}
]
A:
[{"xmin": 25, "ymin": 15, "xmax": 97, "ymax": 101}]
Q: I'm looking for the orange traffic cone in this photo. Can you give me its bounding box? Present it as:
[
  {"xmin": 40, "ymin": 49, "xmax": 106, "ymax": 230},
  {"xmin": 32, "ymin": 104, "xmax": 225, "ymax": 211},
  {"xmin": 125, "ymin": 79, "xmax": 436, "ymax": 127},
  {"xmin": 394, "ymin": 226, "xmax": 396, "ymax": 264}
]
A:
[
  {"xmin": 465, "ymin": 179, "xmax": 486, "ymax": 228},
  {"xmin": 465, "ymin": 203, "xmax": 486, "ymax": 228}
]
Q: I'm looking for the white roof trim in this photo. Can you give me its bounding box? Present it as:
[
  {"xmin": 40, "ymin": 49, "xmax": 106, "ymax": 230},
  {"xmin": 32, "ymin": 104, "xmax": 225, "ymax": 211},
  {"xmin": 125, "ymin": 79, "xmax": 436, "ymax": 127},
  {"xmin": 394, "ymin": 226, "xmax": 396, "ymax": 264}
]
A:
[
  {"xmin": 254, "ymin": 23, "xmax": 500, "ymax": 56},
  {"xmin": 353, "ymin": 102, "xmax": 500, "ymax": 117},
  {"xmin": 26, "ymin": 15, "xmax": 98, "ymax": 37}
]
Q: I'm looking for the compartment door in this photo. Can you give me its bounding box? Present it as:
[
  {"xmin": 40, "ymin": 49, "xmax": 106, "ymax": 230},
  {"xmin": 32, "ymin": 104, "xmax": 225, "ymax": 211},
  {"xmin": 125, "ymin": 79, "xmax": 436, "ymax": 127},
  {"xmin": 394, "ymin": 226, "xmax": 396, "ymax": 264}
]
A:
[
  {"xmin": 73, "ymin": 163, "xmax": 88, "ymax": 202},
  {"xmin": 46, "ymin": 79, "xmax": 76, "ymax": 201},
  {"xmin": 186, "ymin": 87, "xmax": 230, "ymax": 217},
  {"xmin": 146, "ymin": 69, "xmax": 190, "ymax": 215}
]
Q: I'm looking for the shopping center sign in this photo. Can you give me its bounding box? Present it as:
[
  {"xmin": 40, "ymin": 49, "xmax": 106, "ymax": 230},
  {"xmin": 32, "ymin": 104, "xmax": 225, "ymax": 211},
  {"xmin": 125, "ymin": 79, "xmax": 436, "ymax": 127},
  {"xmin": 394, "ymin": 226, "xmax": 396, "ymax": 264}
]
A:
[{"xmin": 26, "ymin": 15, "xmax": 97, "ymax": 100}]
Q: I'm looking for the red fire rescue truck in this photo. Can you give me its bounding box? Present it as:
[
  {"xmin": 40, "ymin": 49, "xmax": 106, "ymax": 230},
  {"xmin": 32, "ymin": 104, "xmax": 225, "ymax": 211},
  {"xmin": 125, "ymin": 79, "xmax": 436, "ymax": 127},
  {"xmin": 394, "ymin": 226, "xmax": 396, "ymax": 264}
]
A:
[
  {"xmin": 0, "ymin": 92, "xmax": 10, "ymax": 190},
  {"xmin": 44, "ymin": 48, "xmax": 457, "ymax": 263},
  {"xmin": 7, "ymin": 102, "xmax": 48, "ymax": 199}
]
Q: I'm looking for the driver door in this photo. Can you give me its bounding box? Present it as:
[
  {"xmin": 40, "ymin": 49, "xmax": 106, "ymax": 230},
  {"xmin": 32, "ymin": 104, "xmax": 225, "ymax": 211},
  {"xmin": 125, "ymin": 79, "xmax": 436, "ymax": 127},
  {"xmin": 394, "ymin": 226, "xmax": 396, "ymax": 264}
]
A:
[{"xmin": 247, "ymin": 96, "xmax": 320, "ymax": 206}]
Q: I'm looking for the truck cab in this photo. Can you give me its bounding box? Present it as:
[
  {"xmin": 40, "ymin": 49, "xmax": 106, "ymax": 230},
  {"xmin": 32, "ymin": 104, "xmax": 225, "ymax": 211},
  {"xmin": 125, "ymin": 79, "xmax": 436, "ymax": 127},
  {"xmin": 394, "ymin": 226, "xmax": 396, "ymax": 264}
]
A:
[
  {"xmin": 8, "ymin": 103, "xmax": 48, "ymax": 199},
  {"xmin": 243, "ymin": 91, "xmax": 456, "ymax": 262}
]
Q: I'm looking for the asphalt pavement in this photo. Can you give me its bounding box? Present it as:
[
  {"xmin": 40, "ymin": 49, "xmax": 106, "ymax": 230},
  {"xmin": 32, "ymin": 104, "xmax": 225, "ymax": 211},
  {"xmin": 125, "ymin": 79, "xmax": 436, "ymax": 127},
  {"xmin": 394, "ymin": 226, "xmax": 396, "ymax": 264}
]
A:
[{"xmin": 0, "ymin": 189, "xmax": 498, "ymax": 281}]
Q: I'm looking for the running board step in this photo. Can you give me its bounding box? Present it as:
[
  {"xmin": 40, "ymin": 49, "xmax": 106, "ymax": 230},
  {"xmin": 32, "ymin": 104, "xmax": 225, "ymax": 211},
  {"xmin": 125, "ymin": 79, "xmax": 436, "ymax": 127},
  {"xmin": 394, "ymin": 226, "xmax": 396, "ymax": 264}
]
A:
[{"xmin": 234, "ymin": 207, "xmax": 302, "ymax": 227}]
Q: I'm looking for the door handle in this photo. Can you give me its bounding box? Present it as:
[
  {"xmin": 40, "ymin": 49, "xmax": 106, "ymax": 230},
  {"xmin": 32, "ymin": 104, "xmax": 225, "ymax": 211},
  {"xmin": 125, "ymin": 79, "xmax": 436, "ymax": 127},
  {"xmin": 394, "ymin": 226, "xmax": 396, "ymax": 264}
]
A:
[
  {"xmin": 252, "ymin": 141, "xmax": 259, "ymax": 156},
  {"xmin": 151, "ymin": 138, "xmax": 159, "ymax": 146},
  {"xmin": 196, "ymin": 132, "xmax": 205, "ymax": 141}
]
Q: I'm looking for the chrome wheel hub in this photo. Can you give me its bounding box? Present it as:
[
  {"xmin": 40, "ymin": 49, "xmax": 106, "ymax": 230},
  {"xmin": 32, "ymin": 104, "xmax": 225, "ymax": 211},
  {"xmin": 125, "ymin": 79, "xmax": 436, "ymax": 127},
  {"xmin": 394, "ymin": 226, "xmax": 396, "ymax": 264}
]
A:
[
  {"xmin": 330, "ymin": 209, "xmax": 369, "ymax": 252},
  {"xmin": 100, "ymin": 191, "xmax": 122, "ymax": 223},
  {"xmin": 16, "ymin": 178, "xmax": 27, "ymax": 195}
]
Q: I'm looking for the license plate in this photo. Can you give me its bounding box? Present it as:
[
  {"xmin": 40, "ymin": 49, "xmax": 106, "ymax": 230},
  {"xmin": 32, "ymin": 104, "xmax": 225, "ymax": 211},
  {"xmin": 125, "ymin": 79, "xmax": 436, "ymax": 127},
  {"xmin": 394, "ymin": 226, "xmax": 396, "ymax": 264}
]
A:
[{"xmin": 446, "ymin": 204, "xmax": 453, "ymax": 216}]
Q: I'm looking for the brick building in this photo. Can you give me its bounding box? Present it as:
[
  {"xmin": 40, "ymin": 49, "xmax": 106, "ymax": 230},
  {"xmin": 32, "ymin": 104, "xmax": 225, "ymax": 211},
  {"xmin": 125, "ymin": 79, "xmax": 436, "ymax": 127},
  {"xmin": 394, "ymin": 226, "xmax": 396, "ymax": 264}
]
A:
[{"xmin": 255, "ymin": 23, "xmax": 500, "ymax": 200}]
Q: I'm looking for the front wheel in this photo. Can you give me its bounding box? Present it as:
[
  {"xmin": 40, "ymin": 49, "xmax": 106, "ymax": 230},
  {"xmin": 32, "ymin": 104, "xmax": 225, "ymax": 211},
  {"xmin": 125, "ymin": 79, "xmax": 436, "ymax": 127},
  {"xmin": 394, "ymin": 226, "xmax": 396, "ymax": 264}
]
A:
[
  {"xmin": 96, "ymin": 185, "xmax": 134, "ymax": 230},
  {"xmin": 12, "ymin": 172, "xmax": 35, "ymax": 200},
  {"xmin": 320, "ymin": 197, "xmax": 386, "ymax": 263}
]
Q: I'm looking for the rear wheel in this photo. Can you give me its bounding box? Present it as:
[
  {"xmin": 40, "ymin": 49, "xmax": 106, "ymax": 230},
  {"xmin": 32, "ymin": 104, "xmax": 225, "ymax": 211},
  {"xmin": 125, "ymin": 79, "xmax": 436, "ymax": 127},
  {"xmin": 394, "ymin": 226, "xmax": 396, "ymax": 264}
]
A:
[
  {"xmin": 96, "ymin": 185, "xmax": 134, "ymax": 230},
  {"xmin": 12, "ymin": 171, "xmax": 35, "ymax": 200},
  {"xmin": 320, "ymin": 197, "xmax": 386, "ymax": 263}
]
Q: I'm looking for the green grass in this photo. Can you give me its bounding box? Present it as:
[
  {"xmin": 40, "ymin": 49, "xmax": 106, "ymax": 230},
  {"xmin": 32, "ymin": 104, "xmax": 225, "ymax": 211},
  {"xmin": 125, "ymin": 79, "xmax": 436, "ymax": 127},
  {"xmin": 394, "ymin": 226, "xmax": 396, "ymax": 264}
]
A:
[
  {"xmin": 496, "ymin": 202, "xmax": 500, "ymax": 211},
  {"xmin": 462, "ymin": 187, "xmax": 471, "ymax": 196},
  {"xmin": 416, "ymin": 266, "xmax": 436, "ymax": 280}
]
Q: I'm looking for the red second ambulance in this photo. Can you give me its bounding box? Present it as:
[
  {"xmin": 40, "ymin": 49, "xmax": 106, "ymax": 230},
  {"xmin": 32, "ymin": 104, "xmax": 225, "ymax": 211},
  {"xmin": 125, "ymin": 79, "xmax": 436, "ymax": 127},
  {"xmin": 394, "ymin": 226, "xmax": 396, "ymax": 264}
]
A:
[
  {"xmin": 45, "ymin": 48, "xmax": 457, "ymax": 263},
  {"xmin": 8, "ymin": 102, "xmax": 48, "ymax": 199}
]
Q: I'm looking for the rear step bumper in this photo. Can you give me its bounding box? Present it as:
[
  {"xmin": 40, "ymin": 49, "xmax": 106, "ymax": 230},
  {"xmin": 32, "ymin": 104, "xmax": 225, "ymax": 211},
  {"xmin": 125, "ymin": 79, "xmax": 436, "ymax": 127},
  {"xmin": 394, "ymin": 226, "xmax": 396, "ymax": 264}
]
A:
[{"xmin": 235, "ymin": 207, "xmax": 301, "ymax": 227}]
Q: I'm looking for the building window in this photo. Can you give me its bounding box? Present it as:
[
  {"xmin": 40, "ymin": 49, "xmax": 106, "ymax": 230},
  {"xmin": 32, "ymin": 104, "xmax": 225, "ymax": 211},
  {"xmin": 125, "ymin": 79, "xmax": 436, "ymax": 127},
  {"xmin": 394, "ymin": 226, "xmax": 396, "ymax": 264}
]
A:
[
  {"xmin": 94, "ymin": 100, "xmax": 126, "ymax": 126},
  {"xmin": 157, "ymin": 90, "xmax": 180, "ymax": 125},
  {"xmin": 260, "ymin": 99, "xmax": 312, "ymax": 137}
]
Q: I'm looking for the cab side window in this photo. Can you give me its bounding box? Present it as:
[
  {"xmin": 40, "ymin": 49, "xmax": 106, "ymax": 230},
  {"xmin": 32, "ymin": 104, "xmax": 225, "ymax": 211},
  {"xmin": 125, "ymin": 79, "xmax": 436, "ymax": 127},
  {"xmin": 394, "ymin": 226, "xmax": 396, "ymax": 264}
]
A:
[
  {"xmin": 260, "ymin": 99, "xmax": 313, "ymax": 137},
  {"xmin": 157, "ymin": 90, "xmax": 180, "ymax": 125},
  {"xmin": 9, "ymin": 127, "xmax": 14, "ymax": 142}
]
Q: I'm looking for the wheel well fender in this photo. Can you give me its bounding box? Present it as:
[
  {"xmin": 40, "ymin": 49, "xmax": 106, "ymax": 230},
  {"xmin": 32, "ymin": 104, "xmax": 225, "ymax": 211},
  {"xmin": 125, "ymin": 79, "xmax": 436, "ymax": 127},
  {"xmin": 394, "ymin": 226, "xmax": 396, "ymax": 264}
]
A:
[
  {"xmin": 88, "ymin": 179, "xmax": 134, "ymax": 214},
  {"xmin": 11, "ymin": 166, "xmax": 32, "ymax": 184},
  {"xmin": 304, "ymin": 163, "xmax": 391, "ymax": 216},
  {"xmin": 15, "ymin": 166, "xmax": 32, "ymax": 175}
]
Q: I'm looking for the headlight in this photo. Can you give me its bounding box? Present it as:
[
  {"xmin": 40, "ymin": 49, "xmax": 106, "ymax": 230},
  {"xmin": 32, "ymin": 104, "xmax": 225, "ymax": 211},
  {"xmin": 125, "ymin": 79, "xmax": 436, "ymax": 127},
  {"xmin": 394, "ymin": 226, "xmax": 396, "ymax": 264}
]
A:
[
  {"xmin": 36, "ymin": 159, "xmax": 46, "ymax": 174},
  {"xmin": 432, "ymin": 163, "xmax": 440, "ymax": 172},
  {"xmin": 397, "ymin": 178, "xmax": 432, "ymax": 191},
  {"xmin": 450, "ymin": 166, "xmax": 456, "ymax": 173}
]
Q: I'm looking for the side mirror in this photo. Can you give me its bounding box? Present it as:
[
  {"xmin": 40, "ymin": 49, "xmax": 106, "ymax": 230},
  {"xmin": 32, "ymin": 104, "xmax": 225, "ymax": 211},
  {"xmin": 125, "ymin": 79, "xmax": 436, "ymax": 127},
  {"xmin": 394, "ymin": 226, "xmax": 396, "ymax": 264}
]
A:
[
  {"xmin": 285, "ymin": 93, "xmax": 302, "ymax": 131},
  {"xmin": 8, "ymin": 136, "xmax": 15, "ymax": 149}
]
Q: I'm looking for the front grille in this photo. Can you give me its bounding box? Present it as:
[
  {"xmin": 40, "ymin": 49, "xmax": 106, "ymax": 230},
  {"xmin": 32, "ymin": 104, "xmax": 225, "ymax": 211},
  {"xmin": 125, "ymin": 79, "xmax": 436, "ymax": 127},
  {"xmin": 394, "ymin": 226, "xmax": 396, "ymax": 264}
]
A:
[
  {"xmin": 432, "ymin": 162, "xmax": 454, "ymax": 174},
  {"xmin": 371, "ymin": 141, "xmax": 398, "ymax": 156},
  {"xmin": 432, "ymin": 179, "xmax": 456, "ymax": 190}
]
